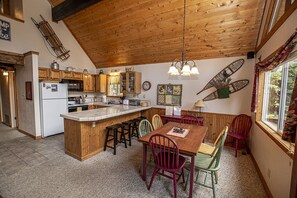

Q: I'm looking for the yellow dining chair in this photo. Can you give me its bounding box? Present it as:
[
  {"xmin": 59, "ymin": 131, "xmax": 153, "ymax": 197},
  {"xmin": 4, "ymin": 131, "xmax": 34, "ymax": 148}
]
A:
[
  {"xmin": 152, "ymin": 114, "xmax": 163, "ymax": 130},
  {"xmin": 198, "ymin": 126, "xmax": 228, "ymax": 156}
]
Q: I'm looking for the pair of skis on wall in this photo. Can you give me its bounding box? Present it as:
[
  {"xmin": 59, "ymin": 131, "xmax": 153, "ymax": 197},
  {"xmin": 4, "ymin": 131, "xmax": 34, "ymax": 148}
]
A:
[{"xmin": 197, "ymin": 59, "xmax": 249, "ymax": 101}]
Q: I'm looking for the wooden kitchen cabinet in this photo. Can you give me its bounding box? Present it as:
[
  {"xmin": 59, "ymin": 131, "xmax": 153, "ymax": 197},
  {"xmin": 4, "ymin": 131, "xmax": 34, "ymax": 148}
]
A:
[
  {"xmin": 83, "ymin": 74, "xmax": 95, "ymax": 92},
  {"xmin": 49, "ymin": 69, "xmax": 61, "ymax": 81},
  {"xmin": 73, "ymin": 72, "xmax": 83, "ymax": 80},
  {"xmin": 120, "ymin": 72, "xmax": 141, "ymax": 95},
  {"xmin": 60, "ymin": 71, "xmax": 73, "ymax": 79},
  {"xmin": 95, "ymin": 74, "xmax": 107, "ymax": 93},
  {"xmin": 38, "ymin": 67, "xmax": 49, "ymax": 80}
]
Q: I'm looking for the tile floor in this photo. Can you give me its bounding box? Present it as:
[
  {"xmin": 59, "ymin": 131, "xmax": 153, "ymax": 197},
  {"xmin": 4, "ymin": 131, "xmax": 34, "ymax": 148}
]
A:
[{"xmin": 0, "ymin": 129, "xmax": 64, "ymax": 176}]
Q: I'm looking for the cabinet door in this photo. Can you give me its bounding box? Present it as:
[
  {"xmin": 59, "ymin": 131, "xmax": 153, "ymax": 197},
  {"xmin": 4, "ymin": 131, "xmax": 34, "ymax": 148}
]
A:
[
  {"xmin": 73, "ymin": 72, "xmax": 82, "ymax": 80},
  {"xmin": 89, "ymin": 75, "xmax": 95, "ymax": 92},
  {"xmin": 38, "ymin": 68, "xmax": 49, "ymax": 80},
  {"xmin": 61, "ymin": 71, "xmax": 73, "ymax": 79},
  {"xmin": 134, "ymin": 72, "xmax": 142, "ymax": 94},
  {"xmin": 83, "ymin": 74, "xmax": 95, "ymax": 92},
  {"xmin": 83, "ymin": 74, "xmax": 90, "ymax": 92},
  {"xmin": 50, "ymin": 70, "xmax": 61, "ymax": 80},
  {"xmin": 95, "ymin": 74, "xmax": 107, "ymax": 93},
  {"xmin": 120, "ymin": 73, "xmax": 127, "ymax": 93}
]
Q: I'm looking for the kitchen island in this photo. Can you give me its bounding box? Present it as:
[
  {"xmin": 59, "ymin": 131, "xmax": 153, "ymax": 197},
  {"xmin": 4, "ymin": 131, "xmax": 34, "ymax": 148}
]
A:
[{"xmin": 61, "ymin": 105, "xmax": 150, "ymax": 161}]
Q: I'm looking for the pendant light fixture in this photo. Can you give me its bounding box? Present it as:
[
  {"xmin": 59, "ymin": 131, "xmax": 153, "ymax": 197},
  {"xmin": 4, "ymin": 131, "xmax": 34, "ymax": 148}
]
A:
[{"xmin": 168, "ymin": 0, "xmax": 199, "ymax": 76}]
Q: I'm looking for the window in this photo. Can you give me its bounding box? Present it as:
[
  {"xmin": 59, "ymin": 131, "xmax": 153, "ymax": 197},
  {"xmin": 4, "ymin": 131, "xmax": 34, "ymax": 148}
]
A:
[
  {"xmin": 262, "ymin": 56, "xmax": 297, "ymax": 133},
  {"xmin": 0, "ymin": 0, "xmax": 24, "ymax": 22}
]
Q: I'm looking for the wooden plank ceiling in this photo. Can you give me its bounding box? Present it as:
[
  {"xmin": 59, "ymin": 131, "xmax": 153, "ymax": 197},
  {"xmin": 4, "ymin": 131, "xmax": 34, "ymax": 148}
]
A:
[{"xmin": 49, "ymin": 0, "xmax": 265, "ymax": 68}]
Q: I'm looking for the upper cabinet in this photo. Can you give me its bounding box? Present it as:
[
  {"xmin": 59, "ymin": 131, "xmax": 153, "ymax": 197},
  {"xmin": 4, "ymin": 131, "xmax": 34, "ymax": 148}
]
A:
[
  {"xmin": 95, "ymin": 74, "xmax": 107, "ymax": 93},
  {"xmin": 120, "ymin": 72, "xmax": 141, "ymax": 95},
  {"xmin": 83, "ymin": 74, "xmax": 95, "ymax": 92},
  {"xmin": 38, "ymin": 67, "xmax": 49, "ymax": 80},
  {"xmin": 60, "ymin": 70, "xmax": 73, "ymax": 80}
]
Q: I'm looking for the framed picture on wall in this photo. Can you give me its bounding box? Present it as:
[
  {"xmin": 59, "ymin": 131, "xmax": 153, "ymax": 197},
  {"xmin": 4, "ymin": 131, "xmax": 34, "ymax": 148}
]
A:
[
  {"xmin": 25, "ymin": 81, "xmax": 32, "ymax": 100},
  {"xmin": 157, "ymin": 84, "xmax": 182, "ymax": 106}
]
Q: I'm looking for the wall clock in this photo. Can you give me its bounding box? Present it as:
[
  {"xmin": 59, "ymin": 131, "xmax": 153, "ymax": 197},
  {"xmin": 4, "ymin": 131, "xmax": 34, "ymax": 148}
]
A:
[{"xmin": 142, "ymin": 81, "xmax": 151, "ymax": 91}]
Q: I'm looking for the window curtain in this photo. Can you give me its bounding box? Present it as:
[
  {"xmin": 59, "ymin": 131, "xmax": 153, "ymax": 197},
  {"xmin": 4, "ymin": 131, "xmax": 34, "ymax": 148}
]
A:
[
  {"xmin": 283, "ymin": 75, "xmax": 297, "ymax": 143},
  {"xmin": 251, "ymin": 30, "xmax": 297, "ymax": 112}
]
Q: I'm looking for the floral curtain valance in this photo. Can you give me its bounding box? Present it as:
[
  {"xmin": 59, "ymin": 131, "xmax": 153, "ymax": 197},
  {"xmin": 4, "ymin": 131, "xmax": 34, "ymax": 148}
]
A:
[{"xmin": 251, "ymin": 30, "xmax": 297, "ymax": 112}]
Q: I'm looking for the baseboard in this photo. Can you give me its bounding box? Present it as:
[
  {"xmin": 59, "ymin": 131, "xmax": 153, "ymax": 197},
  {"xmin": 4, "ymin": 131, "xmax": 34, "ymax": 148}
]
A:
[
  {"xmin": 17, "ymin": 128, "xmax": 42, "ymax": 140},
  {"xmin": 250, "ymin": 152, "xmax": 273, "ymax": 198}
]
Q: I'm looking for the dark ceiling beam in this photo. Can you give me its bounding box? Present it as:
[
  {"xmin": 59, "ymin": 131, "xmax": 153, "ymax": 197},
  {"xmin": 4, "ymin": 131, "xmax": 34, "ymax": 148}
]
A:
[{"xmin": 52, "ymin": 0, "xmax": 102, "ymax": 22}]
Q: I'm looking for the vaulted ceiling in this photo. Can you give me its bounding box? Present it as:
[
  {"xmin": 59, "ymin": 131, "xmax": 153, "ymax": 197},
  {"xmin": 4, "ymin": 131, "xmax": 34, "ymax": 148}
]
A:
[{"xmin": 49, "ymin": 0, "xmax": 265, "ymax": 68}]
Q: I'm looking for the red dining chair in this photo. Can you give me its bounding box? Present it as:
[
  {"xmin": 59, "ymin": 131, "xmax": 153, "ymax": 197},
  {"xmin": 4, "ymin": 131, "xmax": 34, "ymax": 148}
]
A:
[
  {"xmin": 148, "ymin": 134, "xmax": 186, "ymax": 198},
  {"xmin": 181, "ymin": 115, "xmax": 200, "ymax": 125},
  {"xmin": 227, "ymin": 114, "xmax": 252, "ymax": 157}
]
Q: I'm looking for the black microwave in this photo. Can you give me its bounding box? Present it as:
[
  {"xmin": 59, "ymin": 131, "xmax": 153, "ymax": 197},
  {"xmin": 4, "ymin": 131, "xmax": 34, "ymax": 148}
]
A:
[{"xmin": 62, "ymin": 80, "xmax": 83, "ymax": 92}]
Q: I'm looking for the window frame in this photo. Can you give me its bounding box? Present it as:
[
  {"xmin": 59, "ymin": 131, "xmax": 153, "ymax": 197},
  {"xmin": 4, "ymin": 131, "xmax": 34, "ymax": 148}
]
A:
[{"xmin": 256, "ymin": 53, "xmax": 297, "ymax": 158}]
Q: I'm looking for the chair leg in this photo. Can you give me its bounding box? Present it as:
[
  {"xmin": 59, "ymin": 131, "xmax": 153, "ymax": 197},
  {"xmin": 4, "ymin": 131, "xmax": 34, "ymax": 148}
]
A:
[
  {"xmin": 128, "ymin": 124, "xmax": 132, "ymax": 146},
  {"xmin": 184, "ymin": 171, "xmax": 189, "ymax": 191},
  {"xmin": 235, "ymin": 139, "xmax": 238, "ymax": 157},
  {"xmin": 195, "ymin": 169, "xmax": 200, "ymax": 183},
  {"xmin": 121, "ymin": 127, "xmax": 127, "ymax": 148},
  {"xmin": 211, "ymin": 172, "xmax": 216, "ymax": 198},
  {"xmin": 148, "ymin": 168, "xmax": 158, "ymax": 190},
  {"xmin": 214, "ymin": 171, "xmax": 218, "ymax": 184},
  {"xmin": 173, "ymin": 173, "xmax": 177, "ymax": 198},
  {"xmin": 113, "ymin": 129, "xmax": 117, "ymax": 155},
  {"xmin": 181, "ymin": 168, "xmax": 185, "ymax": 183}
]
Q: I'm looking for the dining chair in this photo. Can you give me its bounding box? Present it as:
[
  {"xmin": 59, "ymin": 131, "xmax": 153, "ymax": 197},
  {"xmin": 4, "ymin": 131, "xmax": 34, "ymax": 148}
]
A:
[
  {"xmin": 184, "ymin": 128, "xmax": 228, "ymax": 198},
  {"xmin": 148, "ymin": 134, "xmax": 186, "ymax": 198},
  {"xmin": 138, "ymin": 119, "xmax": 153, "ymax": 172},
  {"xmin": 198, "ymin": 126, "xmax": 229, "ymax": 156},
  {"xmin": 227, "ymin": 114, "xmax": 252, "ymax": 157},
  {"xmin": 181, "ymin": 115, "xmax": 200, "ymax": 125},
  {"xmin": 138, "ymin": 119, "xmax": 153, "ymax": 138},
  {"xmin": 152, "ymin": 114, "xmax": 163, "ymax": 130}
]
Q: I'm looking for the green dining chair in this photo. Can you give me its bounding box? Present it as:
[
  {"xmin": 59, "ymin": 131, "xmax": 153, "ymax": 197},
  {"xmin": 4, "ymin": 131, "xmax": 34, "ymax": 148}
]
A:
[
  {"xmin": 184, "ymin": 126, "xmax": 228, "ymax": 198},
  {"xmin": 138, "ymin": 119, "xmax": 153, "ymax": 138},
  {"xmin": 138, "ymin": 119, "xmax": 154, "ymax": 172}
]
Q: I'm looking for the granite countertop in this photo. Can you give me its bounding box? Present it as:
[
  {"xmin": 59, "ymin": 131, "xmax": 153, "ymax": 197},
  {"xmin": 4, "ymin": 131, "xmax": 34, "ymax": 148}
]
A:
[{"xmin": 61, "ymin": 105, "xmax": 151, "ymax": 121}]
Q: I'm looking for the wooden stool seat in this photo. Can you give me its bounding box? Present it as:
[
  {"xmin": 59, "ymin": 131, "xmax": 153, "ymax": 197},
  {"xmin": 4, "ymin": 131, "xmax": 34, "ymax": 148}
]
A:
[{"xmin": 104, "ymin": 124, "xmax": 127, "ymax": 155}]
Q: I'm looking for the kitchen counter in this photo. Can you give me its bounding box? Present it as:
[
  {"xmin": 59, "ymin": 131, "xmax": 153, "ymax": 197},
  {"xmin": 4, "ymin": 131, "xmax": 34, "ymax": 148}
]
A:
[
  {"xmin": 67, "ymin": 102, "xmax": 112, "ymax": 107},
  {"xmin": 61, "ymin": 105, "xmax": 150, "ymax": 121},
  {"xmin": 61, "ymin": 105, "xmax": 150, "ymax": 161}
]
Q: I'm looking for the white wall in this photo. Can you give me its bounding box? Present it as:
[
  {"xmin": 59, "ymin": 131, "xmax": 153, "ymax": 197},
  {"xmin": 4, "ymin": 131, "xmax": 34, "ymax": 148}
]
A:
[
  {"xmin": 250, "ymin": 9, "xmax": 297, "ymax": 198},
  {"xmin": 0, "ymin": 0, "xmax": 96, "ymax": 73},
  {"xmin": 15, "ymin": 54, "xmax": 36, "ymax": 136},
  {"xmin": 103, "ymin": 56, "xmax": 254, "ymax": 115}
]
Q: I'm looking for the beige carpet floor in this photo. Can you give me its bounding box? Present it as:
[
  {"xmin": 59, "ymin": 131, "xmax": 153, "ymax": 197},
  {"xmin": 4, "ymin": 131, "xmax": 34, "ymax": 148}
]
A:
[{"xmin": 0, "ymin": 134, "xmax": 267, "ymax": 198}]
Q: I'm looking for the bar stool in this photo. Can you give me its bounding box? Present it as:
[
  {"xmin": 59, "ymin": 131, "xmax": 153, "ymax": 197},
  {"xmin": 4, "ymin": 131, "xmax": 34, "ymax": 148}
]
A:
[
  {"xmin": 104, "ymin": 124, "xmax": 127, "ymax": 155},
  {"xmin": 122, "ymin": 120, "xmax": 133, "ymax": 146},
  {"xmin": 131, "ymin": 116, "xmax": 147, "ymax": 138}
]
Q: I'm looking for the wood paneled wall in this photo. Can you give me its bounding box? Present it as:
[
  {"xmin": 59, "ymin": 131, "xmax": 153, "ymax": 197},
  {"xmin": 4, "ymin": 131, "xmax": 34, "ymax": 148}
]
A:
[
  {"xmin": 49, "ymin": 0, "xmax": 265, "ymax": 68},
  {"xmin": 146, "ymin": 107, "xmax": 236, "ymax": 142}
]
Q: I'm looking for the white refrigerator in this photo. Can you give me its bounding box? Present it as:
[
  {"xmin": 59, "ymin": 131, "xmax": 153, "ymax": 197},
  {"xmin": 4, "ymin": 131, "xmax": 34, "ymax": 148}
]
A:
[{"xmin": 40, "ymin": 82, "xmax": 68, "ymax": 137}]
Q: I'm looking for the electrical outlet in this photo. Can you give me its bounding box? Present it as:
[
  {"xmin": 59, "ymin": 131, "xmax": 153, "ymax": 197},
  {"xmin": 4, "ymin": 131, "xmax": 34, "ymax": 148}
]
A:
[
  {"xmin": 267, "ymin": 169, "xmax": 271, "ymax": 178},
  {"xmin": 143, "ymin": 94, "xmax": 146, "ymax": 98}
]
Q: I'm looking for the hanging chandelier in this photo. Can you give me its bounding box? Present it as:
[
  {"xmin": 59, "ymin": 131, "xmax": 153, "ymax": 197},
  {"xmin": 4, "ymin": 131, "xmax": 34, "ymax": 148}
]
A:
[{"xmin": 168, "ymin": 0, "xmax": 199, "ymax": 76}]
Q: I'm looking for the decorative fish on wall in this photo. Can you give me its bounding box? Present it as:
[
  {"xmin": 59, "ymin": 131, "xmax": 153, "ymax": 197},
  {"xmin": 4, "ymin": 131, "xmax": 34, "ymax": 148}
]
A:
[{"xmin": 196, "ymin": 59, "xmax": 245, "ymax": 95}]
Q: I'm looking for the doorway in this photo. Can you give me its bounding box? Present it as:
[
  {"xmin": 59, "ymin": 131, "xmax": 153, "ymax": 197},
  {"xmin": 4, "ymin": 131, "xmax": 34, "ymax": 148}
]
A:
[{"xmin": 0, "ymin": 66, "xmax": 18, "ymax": 128}]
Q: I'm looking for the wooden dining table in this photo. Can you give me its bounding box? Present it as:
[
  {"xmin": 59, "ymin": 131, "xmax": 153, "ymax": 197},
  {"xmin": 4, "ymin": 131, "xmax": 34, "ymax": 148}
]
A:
[{"xmin": 138, "ymin": 122, "xmax": 207, "ymax": 198}]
